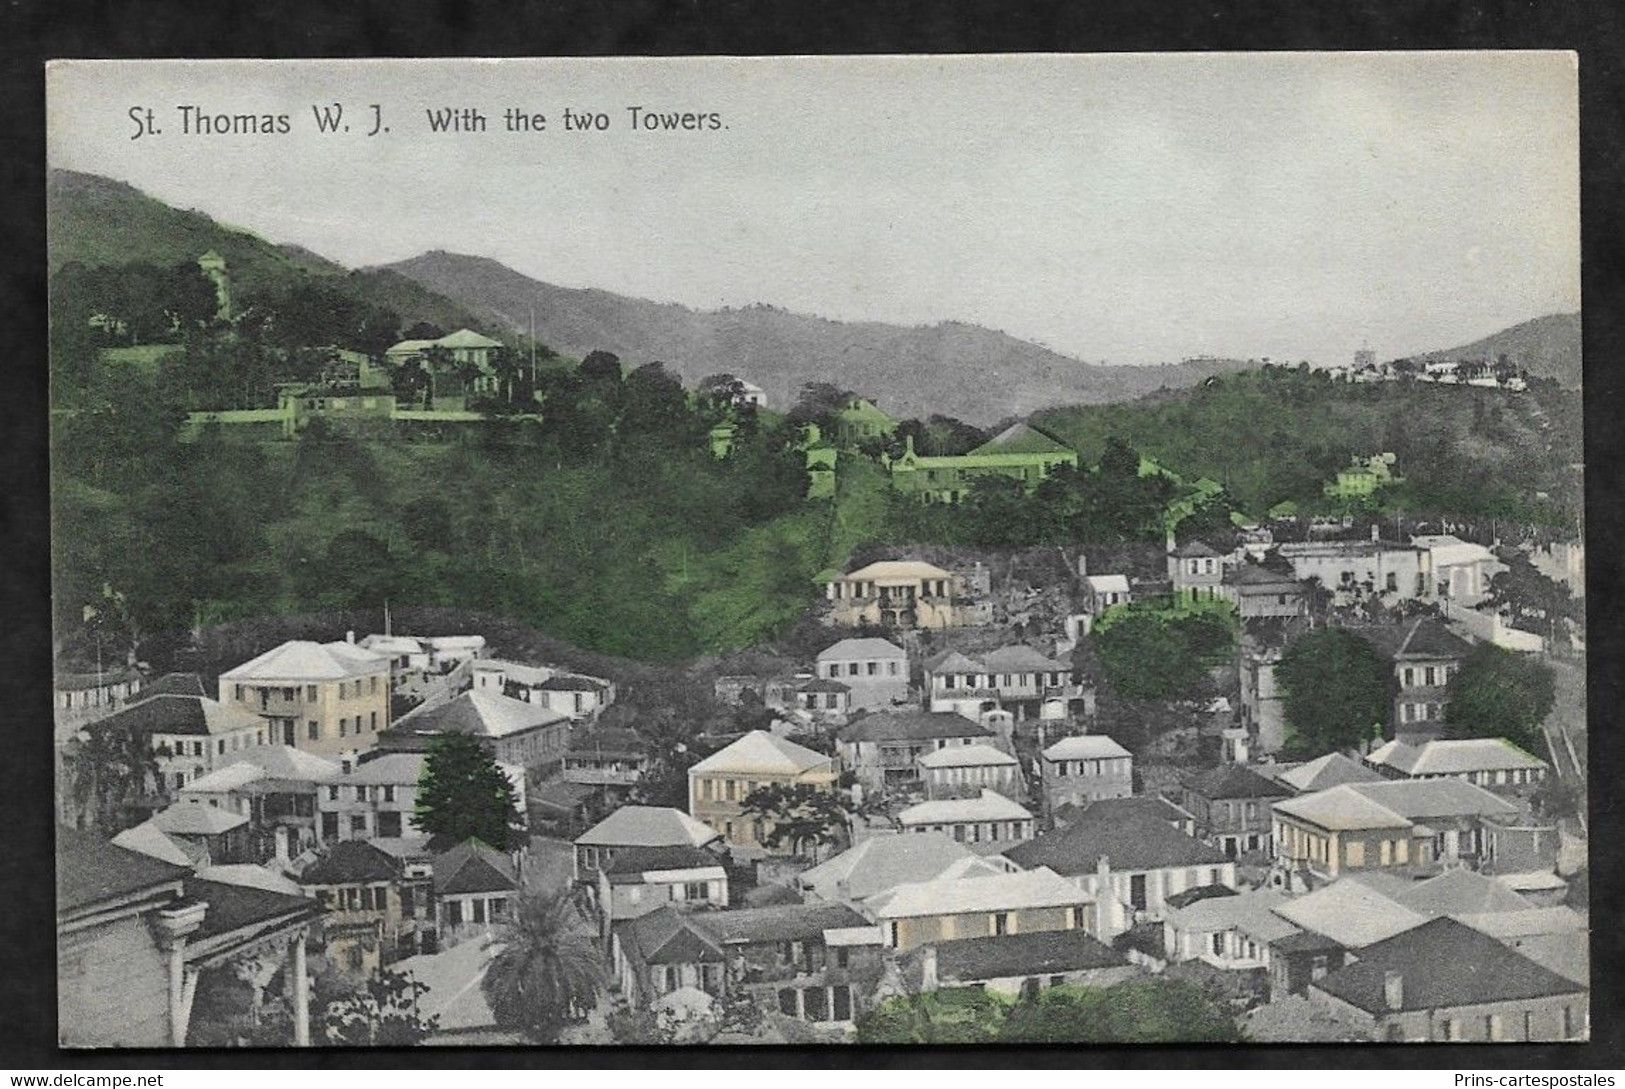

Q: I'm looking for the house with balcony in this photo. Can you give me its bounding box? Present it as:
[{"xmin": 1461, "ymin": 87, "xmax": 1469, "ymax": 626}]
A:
[
  {"xmin": 822, "ymin": 560, "xmax": 977, "ymax": 630},
  {"xmin": 1365, "ymin": 737, "xmax": 1549, "ymax": 791},
  {"xmin": 1039, "ymin": 734, "xmax": 1134, "ymax": 812},
  {"xmin": 1178, "ymin": 764, "xmax": 1294, "ymax": 859},
  {"xmin": 218, "ymin": 639, "xmax": 391, "ymax": 758},
  {"xmin": 814, "ymin": 638, "xmax": 909, "ymax": 710},
  {"xmin": 432, "ymin": 838, "xmax": 520, "ymax": 948},
  {"xmin": 1003, "ymin": 796, "xmax": 1235, "ymax": 941},
  {"xmin": 378, "ymin": 690, "xmax": 570, "ymax": 776},
  {"xmin": 562, "ymin": 727, "xmax": 651, "ymax": 792},
  {"xmin": 573, "ymin": 805, "xmax": 725, "ymax": 885},
  {"xmin": 866, "ymin": 866, "xmax": 1093, "ymax": 952},
  {"xmin": 836, "ymin": 710, "xmax": 998, "ymax": 794},
  {"xmin": 176, "ymin": 745, "xmax": 338, "ymax": 863},
  {"xmin": 596, "ymin": 844, "xmax": 731, "ymax": 937},
  {"xmin": 924, "ymin": 645, "xmax": 1086, "ymax": 723},
  {"xmin": 318, "ymin": 752, "xmax": 433, "ymax": 844},
  {"xmin": 54, "ymin": 665, "xmax": 143, "ymax": 737},
  {"xmin": 688, "ymin": 731, "xmax": 840, "ymax": 854},
  {"xmin": 896, "ymin": 790, "xmax": 1036, "ymax": 853},
  {"xmin": 298, "ymin": 839, "xmax": 426, "ymax": 972},
  {"xmin": 1270, "ymin": 778, "xmax": 1523, "ymax": 887},
  {"xmin": 916, "ymin": 743, "xmax": 1022, "ymax": 801}
]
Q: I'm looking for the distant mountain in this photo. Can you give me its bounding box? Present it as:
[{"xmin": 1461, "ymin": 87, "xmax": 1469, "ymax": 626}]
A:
[
  {"xmin": 380, "ymin": 250, "xmax": 1256, "ymax": 425},
  {"xmin": 1410, "ymin": 312, "xmax": 1581, "ymax": 388},
  {"xmin": 48, "ymin": 170, "xmax": 500, "ymax": 338}
]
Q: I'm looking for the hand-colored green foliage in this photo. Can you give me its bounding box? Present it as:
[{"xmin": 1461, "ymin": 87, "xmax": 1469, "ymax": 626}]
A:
[
  {"xmin": 1276, "ymin": 627, "xmax": 1390, "ymax": 755},
  {"xmin": 998, "ymin": 979, "xmax": 1241, "ymax": 1043},
  {"xmin": 854, "ymin": 988, "xmax": 1010, "ymax": 1044},
  {"xmin": 413, "ymin": 734, "xmax": 523, "ymax": 850},
  {"xmin": 1092, "ymin": 604, "xmax": 1235, "ymax": 702},
  {"xmin": 1442, "ymin": 642, "xmax": 1556, "ymax": 757},
  {"xmin": 738, "ymin": 782, "xmax": 850, "ymax": 855}
]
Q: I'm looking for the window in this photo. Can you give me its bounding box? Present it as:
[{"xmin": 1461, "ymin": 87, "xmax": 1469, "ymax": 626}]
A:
[
  {"xmin": 1212, "ymin": 932, "xmax": 1225, "ymax": 956},
  {"xmin": 834, "ymin": 946, "xmax": 849, "ymax": 968},
  {"xmin": 1070, "ymin": 906, "xmax": 1085, "ymax": 930},
  {"xmin": 350, "ymin": 814, "xmax": 367, "ymax": 835},
  {"xmin": 804, "ymin": 987, "xmax": 829, "ymax": 1022},
  {"xmin": 725, "ymin": 779, "xmax": 737, "ymax": 802},
  {"xmin": 848, "ymin": 663, "xmax": 859, "ymax": 676},
  {"xmin": 888, "ymin": 922, "xmax": 900, "ymax": 947},
  {"xmin": 866, "ymin": 662, "xmax": 878, "ymax": 676},
  {"xmin": 370, "ymin": 676, "xmax": 379, "ymax": 694},
  {"xmin": 340, "ymin": 718, "xmax": 348, "ymax": 737},
  {"xmin": 472, "ymin": 899, "xmax": 486, "ymax": 924},
  {"xmin": 1402, "ymin": 667, "xmax": 1415, "ymax": 687},
  {"xmin": 1130, "ymin": 874, "xmax": 1148, "ymax": 911},
  {"xmin": 447, "ymin": 900, "xmax": 462, "ymax": 926},
  {"xmin": 1444, "ymin": 1018, "xmax": 1462, "ymax": 1042},
  {"xmin": 1385, "ymin": 572, "xmax": 1398, "ymax": 593},
  {"xmin": 992, "ymin": 912, "xmax": 1010, "ymax": 936},
  {"xmin": 306, "ymin": 684, "xmax": 318, "ymax": 700},
  {"xmin": 1487, "ymin": 1015, "xmax": 1502, "ymax": 1041},
  {"xmin": 370, "ymin": 711, "xmax": 378, "ymax": 731},
  {"xmin": 832, "ymin": 985, "xmax": 853, "ymax": 1022},
  {"xmin": 701, "ymin": 779, "xmax": 714, "ymax": 801},
  {"xmin": 217, "ymin": 739, "xmax": 226, "ymax": 755},
  {"xmin": 684, "ymin": 881, "xmax": 710, "ymax": 901},
  {"xmin": 309, "ymin": 721, "xmax": 320, "ymax": 740},
  {"xmin": 888, "ymin": 661, "xmax": 899, "ymax": 676},
  {"xmin": 328, "ymin": 785, "xmax": 340, "ymax": 801},
  {"xmin": 356, "ymin": 785, "xmax": 368, "ymax": 802},
  {"xmin": 378, "ymin": 811, "xmax": 402, "ymax": 837},
  {"xmin": 235, "ymin": 685, "xmax": 246, "ymax": 701}
]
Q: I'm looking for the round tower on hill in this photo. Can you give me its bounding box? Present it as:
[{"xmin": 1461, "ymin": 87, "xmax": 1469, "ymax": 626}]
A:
[{"xmin": 197, "ymin": 250, "xmax": 232, "ymax": 322}]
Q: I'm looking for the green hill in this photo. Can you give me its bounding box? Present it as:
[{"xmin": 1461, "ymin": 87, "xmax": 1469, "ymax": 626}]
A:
[
  {"xmin": 48, "ymin": 169, "xmax": 500, "ymax": 339},
  {"xmin": 1033, "ymin": 366, "xmax": 1582, "ymax": 526},
  {"xmin": 1410, "ymin": 312, "xmax": 1581, "ymax": 388}
]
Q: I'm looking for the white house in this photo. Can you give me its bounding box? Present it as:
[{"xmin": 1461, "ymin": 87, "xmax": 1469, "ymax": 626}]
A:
[
  {"xmin": 814, "ymin": 638, "xmax": 909, "ymax": 710},
  {"xmin": 896, "ymin": 790, "xmax": 1036, "ymax": 853}
]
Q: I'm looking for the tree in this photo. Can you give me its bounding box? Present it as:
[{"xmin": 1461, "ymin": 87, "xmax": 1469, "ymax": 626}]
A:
[
  {"xmin": 413, "ymin": 734, "xmax": 523, "ymax": 849},
  {"xmin": 318, "ymin": 971, "xmax": 438, "ymax": 1046},
  {"xmin": 1092, "ymin": 607, "xmax": 1234, "ymax": 702},
  {"xmin": 482, "ymin": 890, "xmax": 605, "ymax": 1043},
  {"xmin": 67, "ymin": 725, "xmax": 162, "ymax": 832},
  {"xmin": 738, "ymin": 782, "xmax": 849, "ymax": 856},
  {"xmin": 1442, "ymin": 643, "xmax": 1556, "ymax": 757},
  {"xmin": 1276, "ymin": 627, "xmax": 1390, "ymax": 755},
  {"xmin": 855, "ymin": 988, "xmax": 1008, "ymax": 1044},
  {"xmin": 998, "ymin": 979, "xmax": 1240, "ymax": 1043},
  {"xmin": 1481, "ymin": 553, "xmax": 1577, "ymax": 643}
]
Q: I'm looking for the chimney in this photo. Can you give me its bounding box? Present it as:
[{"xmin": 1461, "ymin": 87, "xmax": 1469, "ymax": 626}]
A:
[
  {"xmin": 1077, "ymin": 553, "xmax": 1088, "ymax": 578},
  {"xmin": 1383, "ymin": 970, "xmax": 1404, "ymax": 1011},
  {"xmin": 346, "ymin": 630, "xmax": 356, "ymax": 644},
  {"xmin": 340, "ymin": 754, "xmax": 354, "ymax": 775},
  {"xmin": 274, "ymin": 824, "xmax": 291, "ymax": 868},
  {"xmin": 1370, "ymin": 524, "xmax": 1380, "ymax": 543},
  {"xmin": 920, "ymin": 945, "xmax": 939, "ymax": 992},
  {"xmin": 1096, "ymin": 854, "xmax": 1111, "ymax": 883}
]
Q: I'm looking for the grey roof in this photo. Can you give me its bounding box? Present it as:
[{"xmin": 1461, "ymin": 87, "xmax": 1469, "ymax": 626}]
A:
[
  {"xmin": 433, "ymin": 839, "xmax": 519, "ymax": 895},
  {"xmin": 840, "ymin": 710, "xmax": 994, "ymax": 744},
  {"xmin": 798, "ymin": 832, "xmax": 980, "ymax": 902},
  {"xmin": 1184, "ymin": 764, "xmax": 1293, "ymax": 801},
  {"xmin": 930, "ymin": 929, "xmax": 1126, "ymax": 983},
  {"xmin": 575, "ymin": 806, "xmax": 720, "ymax": 849},
  {"xmin": 299, "ymin": 840, "xmax": 402, "ymax": 886},
  {"xmin": 87, "ymin": 694, "xmax": 262, "ymax": 739},
  {"xmin": 690, "ymin": 902, "xmax": 867, "ymax": 945},
  {"xmin": 1313, "ymin": 917, "xmax": 1583, "ymax": 1014},
  {"xmin": 57, "ymin": 829, "xmax": 189, "ymax": 914},
  {"xmin": 1004, "ymin": 797, "xmax": 1227, "ymax": 875}
]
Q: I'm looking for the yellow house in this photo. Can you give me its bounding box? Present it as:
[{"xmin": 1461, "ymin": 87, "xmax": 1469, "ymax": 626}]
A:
[
  {"xmin": 687, "ymin": 730, "xmax": 840, "ymax": 853},
  {"xmin": 219, "ymin": 639, "xmax": 391, "ymax": 758},
  {"xmin": 823, "ymin": 560, "xmax": 974, "ymax": 630},
  {"xmin": 867, "ymin": 866, "xmax": 1094, "ymax": 952}
]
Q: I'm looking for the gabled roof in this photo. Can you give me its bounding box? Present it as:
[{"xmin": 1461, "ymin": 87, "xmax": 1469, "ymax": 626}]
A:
[
  {"xmin": 688, "ymin": 730, "xmax": 831, "ymax": 775},
  {"xmin": 151, "ymin": 804, "xmax": 249, "ymax": 837},
  {"xmin": 1368, "ymin": 737, "xmax": 1548, "ymax": 777},
  {"xmin": 817, "ymin": 637, "xmax": 907, "ymax": 661},
  {"xmin": 1165, "ymin": 887, "xmax": 1300, "ymax": 944},
  {"xmin": 1393, "ymin": 618, "xmax": 1475, "ymax": 660},
  {"xmin": 575, "ymin": 806, "xmax": 720, "ymax": 849},
  {"xmin": 602, "ymin": 845, "xmax": 724, "ymax": 878},
  {"xmin": 1043, "ymin": 734, "xmax": 1131, "ymax": 762},
  {"xmin": 201, "ymin": 864, "xmax": 304, "ymax": 897},
  {"xmin": 1271, "ymin": 879, "xmax": 1429, "ymax": 948},
  {"xmin": 236, "ymin": 745, "xmax": 341, "ymax": 781},
  {"xmin": 129, "ymin": 672, "xmax": 207, "ymax": 702},
  {"xmin": 689, "ymin": 902, "xmax": 868, "ymax": 945},
  {"xmin": 180, "ymin": 762, "xmax": 272, "ymax": 796},
  {"xmin": 220, "ymin": 640, "xmax": 387, "ymax": 682},
  {"xmin": 617, "ymin": 906, "xmax": 726, "ymax": 966},
  {"xmin": 980, "ymin": 645, "xmax": 1071, "ymax": 673},
  {"xmin": 111, "ymin": 821, "xmax": 197, "ymax": 868},
  {"xmin": 89, "ymin": 694, "xmax": 263, "ymax": 739},
  {"xmin": 1171, "ymin": 539, "xmax": 1221, "ymax": 558},
  {"xmin": 299, "ymin": 840, "xmax": 402, "ymax": 886},
  {"xmin": 923, "ymin": 650, "xmax": 987, "ymax": 675},
  {"xmin": 435, "ymin": 328, "xmax": 503, "ymax": 349},
  {"xmin": 1345, "ymin": 778, "xmax": 1518, "ymax": 821},
  {"xmin": 869, "ymin": 866, "xmax": 1085, "ymax": 920},
  {"xmin": 1312, "ymin": 917, "xmax": 1583, "ymax": 1013},
  {"xmin": 57, "ymin": 829, "xmax": 189, "ymax": 915},
  {"xmin": 343, "ymin": 752, "xmax": 428, "ymax": 786},
  {"xmin": 917, "ymin": 743, "xmax": 1018, "ymax": 770},
  {"xmin": 389, "ymin": 690, "xmax": 568, "ymax": 740},
  {"xmin": 967, "ymin": 422, "xmax": 1073, "ymax": 457},
  {"xmin": 1184, "ymin": 764, "xmax": 1293, "ymax": 801},
  {"xmin": 184, "ymin": 877, "xmax": 321, "ymax": 943},
  {"xmin": 1223, "ymin": 562, "xmax": 1303, "ymax": 588},
  {"xmin": 840, "ymin": 710, "xmax": 993, "ymax": 744},
  {"xmin": 1004, "ymin": 796, "xmax": 1227, "ymax": 875},
  {"xmin": 897, "ymin": 790, "xmax": 1031, "ymax": 826},
  {"xmin": 1265, "ymin": 752, "xmax": 1384, "ymax": 794},
  {"xmin": 1391, "ymin": 869, "xmax": 1536, "ymax": 917},
  {"xmin": 839, "ymin": 560, "xmax": 952, "ymax": 583},
  {"xmin": 433, "ymin": 839, "xmax": 519, "ymax": 896},
  {"xmin": 1272, "ymin": 785, "xmax": 1413, "ymax": 832},
  {"xmin": 1085, "ymin": 574, "xmax": 1131, "ymax": 595},
  {"xmin": 54, "ymin": 667, "xmax": 142, "ymax": 692},
  {"xmin": 537, "ymin": 673, "xmax": 612, "ymax": 693},
  {"xmin": 929, "ymin": 929, "xmax": 1125, "ymax": 984},
  {"xmin": 798, "ymin": 833, "xmax": 979, "ymax": 903}
]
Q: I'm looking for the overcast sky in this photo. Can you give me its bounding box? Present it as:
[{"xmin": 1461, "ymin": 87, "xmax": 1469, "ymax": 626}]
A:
[{"xmin": 48, "ymin": 54, "xmax": 1578, "ymax": 365}]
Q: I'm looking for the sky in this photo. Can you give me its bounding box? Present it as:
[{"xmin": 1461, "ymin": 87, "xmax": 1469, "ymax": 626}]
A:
[{"xmin": 47, "ymin": 54, "xmax": 1579, "ymax": 366}]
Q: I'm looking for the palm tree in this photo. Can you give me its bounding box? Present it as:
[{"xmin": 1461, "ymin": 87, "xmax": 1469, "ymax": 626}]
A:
[{"xmin": 481, "ymin": 889, "xmax": 605, "ymax": 1043}]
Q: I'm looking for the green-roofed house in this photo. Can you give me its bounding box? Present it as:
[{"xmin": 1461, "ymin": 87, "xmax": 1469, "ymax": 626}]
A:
[
  {"xmin": 885, "ymin": 422, "xmax": 1079, "ymax": 504},
  {"xmin": 832, "ymin": 396, "xmax": 899, "ymax": 447}
]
